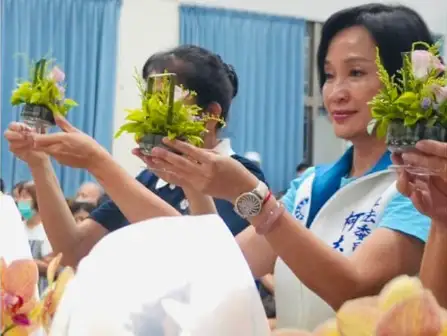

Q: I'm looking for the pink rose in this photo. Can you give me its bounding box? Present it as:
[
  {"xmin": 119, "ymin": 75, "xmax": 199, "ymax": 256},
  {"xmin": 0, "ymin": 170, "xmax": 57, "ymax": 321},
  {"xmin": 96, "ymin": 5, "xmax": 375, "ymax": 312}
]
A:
[
  {"xmin": 174, "ymin": 85, "xmax": 190, "ymax": 102},
  {"xmin": 431, "ymin": 56, "xmax": 445, "ymax": 75},
  {"xmin": 411, "ymin": 50, "xmax": 432, "ymax": 80},
  {"xmin": 51, "ymin": 66, "xmax": 65, "ymax": 82},
  {"xmin": 432, "ymin": 85, "xmax": 447, "ymax": 104}
]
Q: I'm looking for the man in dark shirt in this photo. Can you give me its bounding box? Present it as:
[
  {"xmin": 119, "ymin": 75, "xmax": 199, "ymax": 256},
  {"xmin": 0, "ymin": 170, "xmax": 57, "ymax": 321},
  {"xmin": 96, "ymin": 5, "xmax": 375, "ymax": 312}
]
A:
[{"xmin": 90, "ymin": 139, "xmax": 266, "ymax": 236}]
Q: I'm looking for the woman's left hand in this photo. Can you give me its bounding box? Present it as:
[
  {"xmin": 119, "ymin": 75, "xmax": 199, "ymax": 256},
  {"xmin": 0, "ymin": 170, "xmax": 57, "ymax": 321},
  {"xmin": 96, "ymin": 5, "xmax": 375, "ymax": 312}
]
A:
[
  {"xmin": 32, "ymin": 116, "xmax": 108, "ymax": 170},
  {"xmin": 393, "ymin": 154, "xmax": 447, "ymax": 223},
  {"xmin": 401, "ymin": 140, "xmax": 447, "ymax": 180},
  {"xmin": 147, "ymin": 138, "xmax": 259, "ymax": 202}
]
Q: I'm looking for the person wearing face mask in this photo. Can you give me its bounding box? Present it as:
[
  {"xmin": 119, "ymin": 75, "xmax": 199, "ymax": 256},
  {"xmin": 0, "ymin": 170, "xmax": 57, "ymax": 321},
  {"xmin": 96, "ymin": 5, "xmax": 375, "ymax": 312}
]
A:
[
  {"xmin": 18, "ymin": 181, "xmax": 54, "ymax": 295},
  {"xmin": 11, "ymin": 180, "xmax": 26, "ymax": 203}
]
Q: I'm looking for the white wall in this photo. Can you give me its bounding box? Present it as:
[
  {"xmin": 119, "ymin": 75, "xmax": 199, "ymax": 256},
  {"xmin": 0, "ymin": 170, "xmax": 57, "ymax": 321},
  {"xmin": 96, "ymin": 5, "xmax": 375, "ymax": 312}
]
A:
[{"xmin": 113, "ymin": 0, "xmax": 447, "ymax": 174}]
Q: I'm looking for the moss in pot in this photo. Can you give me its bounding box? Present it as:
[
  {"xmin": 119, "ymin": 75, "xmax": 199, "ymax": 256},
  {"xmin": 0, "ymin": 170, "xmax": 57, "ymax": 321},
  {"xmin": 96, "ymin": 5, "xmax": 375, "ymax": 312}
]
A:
[
  {"xmin": 368, "ymin": 41, "xmax": 447, "ymax": 158},
  {"xmin": 115, "ymin": 72, "xmax": 225, "ymax": 155},
  {"xmin": 11, "ymin": 58, "xmax": 77, "ymax": 133}
]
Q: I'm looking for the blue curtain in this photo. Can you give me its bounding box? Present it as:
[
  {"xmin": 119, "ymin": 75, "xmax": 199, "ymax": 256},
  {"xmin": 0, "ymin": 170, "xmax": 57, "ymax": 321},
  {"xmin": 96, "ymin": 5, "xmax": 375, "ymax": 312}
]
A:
[
  {"xmin": 0, "ymin": 0, "xmax": 121, "ymax": 196},
  {"xmin": 180, "ymin": 6, "xmax": 306, "ymax": 193}
]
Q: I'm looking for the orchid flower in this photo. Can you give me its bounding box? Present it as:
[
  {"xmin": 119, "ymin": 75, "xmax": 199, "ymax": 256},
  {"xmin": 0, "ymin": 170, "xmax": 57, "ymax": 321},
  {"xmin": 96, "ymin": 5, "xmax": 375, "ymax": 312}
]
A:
[
  {"xmin": 0, "ymin": 258, "xmax": 40, "ymax": 336},
  {"xmin": 284, "ymin": 275, "xmax": 447, "ymax": 336},
  {"xmin": 38, "ymin": 253, "xmax": 74, "ymax": 333},
  {"xmin": 376, "ymin": 291, "xmax": 442, "ymax": 335}
]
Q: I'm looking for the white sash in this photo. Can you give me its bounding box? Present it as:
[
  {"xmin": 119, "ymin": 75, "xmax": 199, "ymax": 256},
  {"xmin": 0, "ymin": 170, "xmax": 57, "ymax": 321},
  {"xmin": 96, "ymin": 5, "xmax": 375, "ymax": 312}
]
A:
[{"xmin": 274, "ymin": 170, "xmax": 398, "ymax": 330}]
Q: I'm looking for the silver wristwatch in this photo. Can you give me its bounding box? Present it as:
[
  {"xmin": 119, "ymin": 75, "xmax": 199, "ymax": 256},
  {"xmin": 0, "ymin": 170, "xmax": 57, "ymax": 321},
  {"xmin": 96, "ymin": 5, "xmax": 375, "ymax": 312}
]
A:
[{"xmin": 234, "ymin": 181, "xmax": 269, "ymax": 219}]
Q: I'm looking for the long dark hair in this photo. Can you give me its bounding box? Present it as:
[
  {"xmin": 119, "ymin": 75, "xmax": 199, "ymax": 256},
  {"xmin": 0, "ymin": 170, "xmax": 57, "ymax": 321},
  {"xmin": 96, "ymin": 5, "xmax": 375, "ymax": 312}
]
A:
[{"xmin": 318, "ymin": 4, "xmax": 435, "ymax": 88}]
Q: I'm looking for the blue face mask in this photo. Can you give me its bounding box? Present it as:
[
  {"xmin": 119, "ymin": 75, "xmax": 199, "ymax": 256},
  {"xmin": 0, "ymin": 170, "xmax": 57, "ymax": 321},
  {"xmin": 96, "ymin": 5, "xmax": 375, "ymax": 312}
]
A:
[{"xmin": 17, "ymin": 200, "xmax": 35, "ymax": 221}]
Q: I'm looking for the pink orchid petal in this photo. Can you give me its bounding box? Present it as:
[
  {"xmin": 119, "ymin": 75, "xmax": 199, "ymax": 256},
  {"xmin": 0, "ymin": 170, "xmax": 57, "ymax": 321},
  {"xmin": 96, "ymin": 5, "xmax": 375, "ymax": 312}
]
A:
[{"xmin": 12, "ymin": 313, "xmax": 31, "ymax": 326}]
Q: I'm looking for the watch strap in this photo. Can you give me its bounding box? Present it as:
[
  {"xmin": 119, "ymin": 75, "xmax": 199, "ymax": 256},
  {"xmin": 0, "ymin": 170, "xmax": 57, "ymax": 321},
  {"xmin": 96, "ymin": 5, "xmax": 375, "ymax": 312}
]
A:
[{"xmin": 252, "ymin": 181, "xmax": 269, "ymax": 201}]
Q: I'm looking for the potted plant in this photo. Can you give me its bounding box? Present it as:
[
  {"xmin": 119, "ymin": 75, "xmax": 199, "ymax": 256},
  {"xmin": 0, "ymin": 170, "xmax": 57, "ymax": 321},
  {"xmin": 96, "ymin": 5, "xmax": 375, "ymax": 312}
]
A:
[
  {"xmin": 368, "ymin": 42, "xmax": 447, "ymax": 156},
  {"xmin": 10, "ymin": 58, "xmax": 77, "ymax": 132},
  {"xmin": 115, "ymin": 72, "xmax": 225, "ymax": 155}
]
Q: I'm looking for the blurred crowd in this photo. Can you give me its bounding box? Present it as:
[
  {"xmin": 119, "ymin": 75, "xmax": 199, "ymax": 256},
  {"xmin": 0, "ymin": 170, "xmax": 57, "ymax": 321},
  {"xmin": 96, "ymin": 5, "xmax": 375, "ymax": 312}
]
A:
[{"xmin": 0, "ymin": 177, "xmax": 103, "ymax": 294}]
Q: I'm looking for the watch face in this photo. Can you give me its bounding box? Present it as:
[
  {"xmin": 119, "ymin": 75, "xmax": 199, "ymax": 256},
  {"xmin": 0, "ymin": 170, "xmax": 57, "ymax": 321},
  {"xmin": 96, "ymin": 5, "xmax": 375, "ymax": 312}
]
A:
[{"xmin": 235, "ymin": 193, "xmax": 262, "ymax": 218}]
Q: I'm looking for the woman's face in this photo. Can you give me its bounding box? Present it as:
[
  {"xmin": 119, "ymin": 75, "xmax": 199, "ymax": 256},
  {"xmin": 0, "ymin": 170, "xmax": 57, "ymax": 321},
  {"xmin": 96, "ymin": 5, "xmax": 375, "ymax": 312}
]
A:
[{"xmin": 322, "ymin": 25, "xmax": 381, "ymax": 140}]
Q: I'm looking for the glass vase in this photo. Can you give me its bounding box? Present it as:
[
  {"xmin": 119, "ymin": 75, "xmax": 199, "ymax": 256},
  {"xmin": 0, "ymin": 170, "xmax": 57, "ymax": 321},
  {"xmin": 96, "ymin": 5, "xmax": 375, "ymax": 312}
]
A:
[
  {"xmin": 20, "ymin": 104, "xmax": 55, "ymax": 134},
  {"xmin": 387, "ymin": 120, "xmax": 447, "ymax": 175},
  {"xmin": 138, "ymin": 133, "xmax": 183, "ymax": 156}
]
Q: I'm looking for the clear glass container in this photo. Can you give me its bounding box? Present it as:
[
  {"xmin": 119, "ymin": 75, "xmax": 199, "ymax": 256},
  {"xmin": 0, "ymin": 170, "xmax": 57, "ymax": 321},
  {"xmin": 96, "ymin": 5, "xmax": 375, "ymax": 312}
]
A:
[
  {"xmin": 387, "ymin": 120, "xmax": 447, "ymax": 175},
  {"xmin": 20, "ymin": 104, "xmax": 55, "ymax": 134}
]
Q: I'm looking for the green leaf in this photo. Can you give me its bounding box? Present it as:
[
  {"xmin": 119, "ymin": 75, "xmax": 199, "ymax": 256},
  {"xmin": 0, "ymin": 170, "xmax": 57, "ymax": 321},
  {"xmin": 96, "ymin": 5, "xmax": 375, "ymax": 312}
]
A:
[
  {"xmin": 376, "ymin": 119, "xmax": 389, "ymax": 138},
  {"xmin": 64, "ymin": 98, "xmax": 78, "ymax": 107},
  {"xmin": 394, "ymin": 92, "xmax": 418, "ymax": 106},
  {"xmin": 368, "ymin": 41, "xmax": 447, "ymax": 137},
  {"xmin": 125, "ymin": 110, "xmax": 146, "ymax": 122},
  {"xmin": 115, "ymin": 72, "xmax": 225, "ymax": 146},
  {"xmin": 404, "ymin": 117, "xmax": 419, "ymax": 127},
  {"xmin": 10, "ymin": 58, "xmax": 77, "ymax": 118}
]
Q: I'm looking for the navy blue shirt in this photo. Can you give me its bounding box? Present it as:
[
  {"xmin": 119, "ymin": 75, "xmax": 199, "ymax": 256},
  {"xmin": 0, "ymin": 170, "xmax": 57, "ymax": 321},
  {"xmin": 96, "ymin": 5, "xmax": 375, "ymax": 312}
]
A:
[{"xmin": 90, "ymin": 154, "xmax": 266, "ymax": 236}]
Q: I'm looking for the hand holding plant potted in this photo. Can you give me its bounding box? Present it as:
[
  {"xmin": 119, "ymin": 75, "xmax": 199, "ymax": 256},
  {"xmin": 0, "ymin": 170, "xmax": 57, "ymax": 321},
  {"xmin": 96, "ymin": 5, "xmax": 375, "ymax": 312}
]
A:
[
  {"xmin": 10, "ymin": 58, "xmax": 77, "ymax": 133},
  {"xmin": 115, "ymin": 72, "xmax": 225, "ymax": 155},
  {"xmin": 368, "ymin": 42, "xmax": 447, "ymax": 174}
]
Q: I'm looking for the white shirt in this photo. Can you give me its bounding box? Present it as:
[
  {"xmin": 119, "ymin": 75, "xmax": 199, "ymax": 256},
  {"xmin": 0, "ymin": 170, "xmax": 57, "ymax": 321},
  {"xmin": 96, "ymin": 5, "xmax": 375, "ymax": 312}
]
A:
[
  {"xmin": 26, "ymin": 223, "xmax": 53, "ymax": 257},
  {"xmin": 0, "ymin": 194, "xmax": 34, "ymax": 262}
]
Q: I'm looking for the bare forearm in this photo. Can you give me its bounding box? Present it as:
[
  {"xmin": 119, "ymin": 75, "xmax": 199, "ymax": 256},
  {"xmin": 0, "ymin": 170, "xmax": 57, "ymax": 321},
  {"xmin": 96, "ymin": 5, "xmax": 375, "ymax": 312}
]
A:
[
  {"xmin": 260, "ymin": 212, "xmax": 359, "ymax": 310},
  {"xmin": 420, "ymin": 222, "xmax": 447, "ymax": 308},
  {"xmin": 183, "ymin": 188, "xmax": 217, "ymax": 215},
  {"xmin": 30, "ymin": 159, "xmax": 82, "ymax": 265},
  {"xmin": 90, "ymin": 151, "xmax": 180, "ymax": 223}
]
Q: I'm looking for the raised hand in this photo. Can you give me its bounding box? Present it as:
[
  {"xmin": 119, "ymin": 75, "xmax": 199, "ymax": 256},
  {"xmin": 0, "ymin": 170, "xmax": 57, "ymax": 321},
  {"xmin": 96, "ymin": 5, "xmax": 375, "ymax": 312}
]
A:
[
  {"xmin": 32, "ymin": 116, "xmax": 108, "ymax": 170},
  {"xmin": 4, "ymin": 122, "xmax": 48, "ymax": 167},
  {"xmin": 401, "ymin": 140, "xmax": 447, "ymax": 180},
  {"xmin": 146, "ymin": 138, "xmax": 258, "ymax": 202},
  {"xmin": 393, "ymin": 153, "xmax": 447, "ymax": 223}
]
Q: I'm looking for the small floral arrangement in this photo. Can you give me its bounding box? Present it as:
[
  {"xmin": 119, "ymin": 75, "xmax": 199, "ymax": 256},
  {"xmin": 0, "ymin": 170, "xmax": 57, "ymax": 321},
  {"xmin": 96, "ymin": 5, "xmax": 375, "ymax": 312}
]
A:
[
  {"xmin": 368, "ymin": 42, "xmax": 447, "ymax": 146},
  {"xmin": 115, "ymin": 72, "xmax": 225, "ymax": 149},
  {"xmin": 10, "ymin": 58, "xmax": 77, "ymax": 126},
  {"xmin": 1, "ymin": 254, "xmax": 74, "ymax": 335},
  {"xmin": 274, "ymin": 275, "xmax": 447, "ymax": 335}
]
